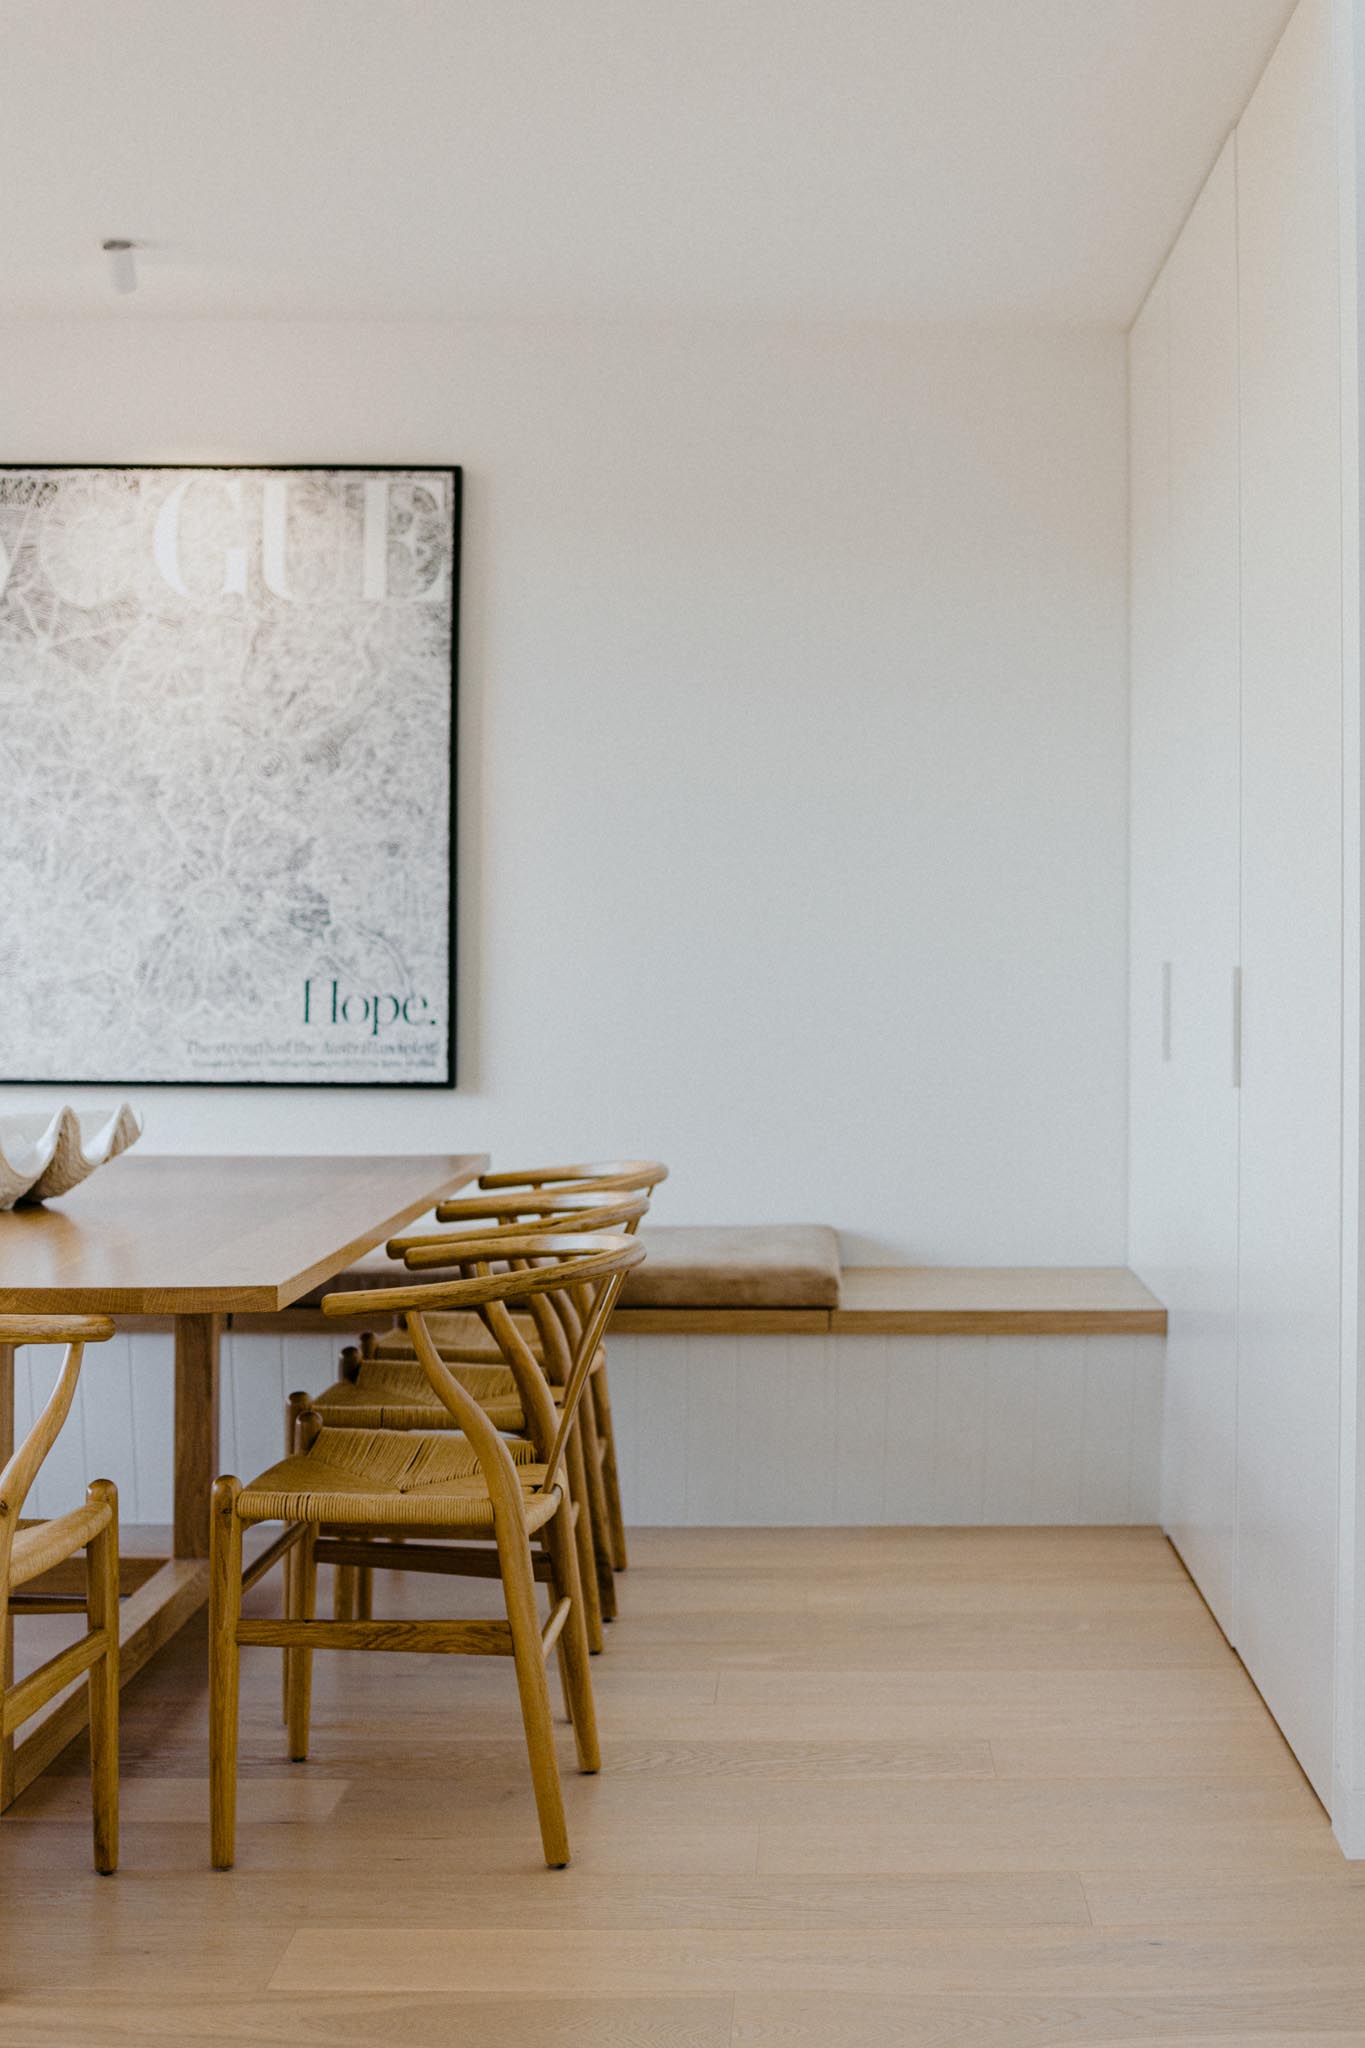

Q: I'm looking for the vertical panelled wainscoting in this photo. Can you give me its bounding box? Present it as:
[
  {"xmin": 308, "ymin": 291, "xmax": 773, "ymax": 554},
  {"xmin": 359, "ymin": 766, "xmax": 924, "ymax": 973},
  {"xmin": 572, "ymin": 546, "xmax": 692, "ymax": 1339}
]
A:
[
  {"xmin": 605, "ymin": 1335, "xmax": 1163, "ymax": 1526},
  {"xmin": 12, "ymin": 1330, "xmax": 1163, "ymax": 1529},
  {"xmin": 11, "ymin": 1331, "xmax": 340, "ymax": 1528}
]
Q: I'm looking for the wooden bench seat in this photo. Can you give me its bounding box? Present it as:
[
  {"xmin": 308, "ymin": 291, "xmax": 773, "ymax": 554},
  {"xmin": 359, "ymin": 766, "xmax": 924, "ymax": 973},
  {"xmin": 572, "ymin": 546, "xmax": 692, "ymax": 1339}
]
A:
[
  {"xmin": 610, "ymin": 1267, "xmax": 1166, "ymax": 1336},
  {"xmin": 235, "ymin": 1231, "xmax": 1166, "ymax": 1339},
  {"xmin": 831, "ymin": 1266, "xmax": 1166, "ymax": 1336},
  {"xmin": 236, "ymin": 1225, "xmax": 839, "ymax": 1335}
]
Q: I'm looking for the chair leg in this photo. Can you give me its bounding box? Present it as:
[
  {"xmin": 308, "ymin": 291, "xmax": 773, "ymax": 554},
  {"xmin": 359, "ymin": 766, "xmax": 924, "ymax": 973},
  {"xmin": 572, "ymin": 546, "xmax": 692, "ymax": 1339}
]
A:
[
  {"xmin": 354, "ymin": 1566, "xmax": 374, "ymax": 1620},
  {"xmin": 592, "ymin": 1366, "xmax": 629, "ymax": 1572},
  {"xmin": 495, "ymin": 1508, "xmax": 570, "ymax": 1868},
  {"xmin": 333, "ymin": 1561, "xmax": 356, "ymax": 1621},
  {"xmin": 536, "ymin": 1533, "xmax": 574, "ymax": 1722},
  {"xmin": 564, "ymin": 1422, "xmax": 605, "ymax": 1652},
  {"xmin": 84, "ymin": 1479, "xmax": 119, "ymax": 1875},
  {"xmin": 576, "ymin": 1395, "xmax": 618, "ymax": 1621},
  {"xmin": 286, "ymin": 1522, "xmax": 318, "ymax": 1762},
  {"xmin": 541, "ymin": 1496, "xmax": 600, "ymax": 1775},
  {"xmin": 282, "ymin": 1394, "xmax": 309, "ymax": 1722},
  {"xmin": 209, "ymin": 1478, "xmax": 243, "ymax": 1869},
  {"xmin": 282, "ymin": 1541, "xmax": 297, "ymax": 1722}
]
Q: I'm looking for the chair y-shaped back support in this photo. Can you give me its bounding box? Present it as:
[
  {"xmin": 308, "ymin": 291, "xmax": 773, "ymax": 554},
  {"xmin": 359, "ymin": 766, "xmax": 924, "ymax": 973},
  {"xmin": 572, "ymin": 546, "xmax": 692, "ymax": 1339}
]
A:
[{"xmin": 0, "ymin": 1314, "xmax": 120, "ymax": 1873}]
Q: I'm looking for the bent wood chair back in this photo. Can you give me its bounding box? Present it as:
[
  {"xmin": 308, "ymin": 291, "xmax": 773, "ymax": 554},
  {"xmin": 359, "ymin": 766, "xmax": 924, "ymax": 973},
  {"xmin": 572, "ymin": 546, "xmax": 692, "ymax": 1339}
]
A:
[
  {"xmin": 432, "ymin": 1167, "xmax": 664, "ymax": 1371},
  {"xmin": 467, "ymin": 1158, "xmax": 668, "ymax": 1206},
  {"xmin": 0, "ymin": 1313, "xmax": 120, "ymax": 1873},
  {"xmin": 391, "ymin": 1189, "xmax": 650, "ymax": 1382},
  {"xmin": 325, "ymin": 1232, "xmax": 647, "ymax": 1488},
  {"xmin": 423, "ymin": 1176, "xmax": 661, "ymax": 1586},
  {"xmin": 391, "ymin": 1186, "xmax": 650, "ymax": 1259},
  {"xmin": 326, "ymin": 1194, "xmax": 651, "ymax": 1647},
  {"xmin": 0, "ymin": 1315, "xmax": 114, "ymax": 1584}
]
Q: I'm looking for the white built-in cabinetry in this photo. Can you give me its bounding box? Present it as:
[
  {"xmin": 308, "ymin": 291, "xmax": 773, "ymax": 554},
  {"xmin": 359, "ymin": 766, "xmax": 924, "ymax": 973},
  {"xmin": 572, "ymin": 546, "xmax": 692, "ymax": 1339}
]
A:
[
  {"xmin": 1128, "ymin": 0, "xmax": 1350, "ymax": 1808},
  {"xmin": 1130, "ymin": 140, "xmax": 1242, "ymax": 1646}
]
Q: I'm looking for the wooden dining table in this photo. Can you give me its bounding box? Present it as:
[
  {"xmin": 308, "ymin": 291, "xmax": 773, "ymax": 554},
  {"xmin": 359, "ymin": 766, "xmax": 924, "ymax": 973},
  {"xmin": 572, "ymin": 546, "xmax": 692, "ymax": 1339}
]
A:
[{"xmin": 0, "ymin": 1150, "xmax": 487, "ymax": 1807}]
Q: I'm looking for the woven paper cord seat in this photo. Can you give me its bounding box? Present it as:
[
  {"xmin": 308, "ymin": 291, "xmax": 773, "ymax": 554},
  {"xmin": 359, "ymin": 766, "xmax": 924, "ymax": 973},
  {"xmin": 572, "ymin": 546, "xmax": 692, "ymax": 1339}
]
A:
[
  {"xmin": 237, "ymin": 1427, "xmax": 558, "ymax": 1533},
  {"xmin": 310, "ymin": 1359, "xmax": 529, "ymax": 1435}
]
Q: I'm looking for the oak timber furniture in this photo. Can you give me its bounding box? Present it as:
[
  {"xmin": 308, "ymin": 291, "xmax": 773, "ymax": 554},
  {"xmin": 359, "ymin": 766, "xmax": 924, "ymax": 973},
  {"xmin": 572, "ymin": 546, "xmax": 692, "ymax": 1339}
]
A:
[
  {"xmin": 210, "ymin": 1231, "xmax": 646, "ymax": 1870},
  {"xmin": 611, "ymin": 1264, "xmax": 1167, "ymax": 1335},
  {"xmin": 1, "ymin": 1314, "xmax": 120, "ymax": 1870},
  {"xmin": 295, "ymin": 1159, "xmax": 665, "ymax": 1597},
  {"xmin": 444, "ymin": 1161, "xmax": 664, "ymax": 1589},
  {"xmin": 315, "ymin": 1187, "xmax": 652, "ymax": 1646},
  {"xmin": 831, "ymin": 1266, "xmax": 1168, "ymax": 1335},
  {"xmin": 0, "ymin": 1150, "xmax": 486, "ymax": 1808},
  {"xmin": 285, "ymin": 1243, "xmax": 1167, "ymax": 1339}
]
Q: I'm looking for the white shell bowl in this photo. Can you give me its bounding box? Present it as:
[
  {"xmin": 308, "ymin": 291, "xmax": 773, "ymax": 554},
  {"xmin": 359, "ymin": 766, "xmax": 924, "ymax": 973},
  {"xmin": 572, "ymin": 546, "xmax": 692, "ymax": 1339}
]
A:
[{"xmin": 0, "ymin": 1105, "xmax": 142, "ymax": 1210}]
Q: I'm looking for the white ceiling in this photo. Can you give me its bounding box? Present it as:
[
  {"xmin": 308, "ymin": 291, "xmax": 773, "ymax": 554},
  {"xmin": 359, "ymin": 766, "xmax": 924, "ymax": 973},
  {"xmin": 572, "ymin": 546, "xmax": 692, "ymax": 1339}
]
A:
[{"xmin": 0, "ymin": 0, "xmax": 1296, "ymax": 326}]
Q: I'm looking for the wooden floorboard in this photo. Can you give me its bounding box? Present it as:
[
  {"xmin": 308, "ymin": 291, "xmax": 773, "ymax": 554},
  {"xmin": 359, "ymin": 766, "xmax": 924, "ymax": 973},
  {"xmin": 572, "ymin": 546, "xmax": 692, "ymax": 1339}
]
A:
[{"xmin": 1, "ymin": 1526, "xmax": 1362, "ymax": 2045}]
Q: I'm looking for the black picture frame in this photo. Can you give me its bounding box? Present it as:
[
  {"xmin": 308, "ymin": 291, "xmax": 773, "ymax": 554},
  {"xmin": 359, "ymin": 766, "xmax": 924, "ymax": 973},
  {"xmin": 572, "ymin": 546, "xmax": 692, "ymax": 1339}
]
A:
[{"xmin": 0, "ymin": 461, "xmax": 461, "ymax": 1090}]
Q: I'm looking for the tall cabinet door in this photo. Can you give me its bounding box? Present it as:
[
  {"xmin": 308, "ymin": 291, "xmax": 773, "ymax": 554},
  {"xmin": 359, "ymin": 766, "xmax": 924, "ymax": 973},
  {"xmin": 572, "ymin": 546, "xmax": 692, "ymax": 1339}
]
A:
[
  {"xmin": 1159, "ymin": 139, "xmax": 1243, "ymax": 1639},
  {"xmin": 1236, "ymin": 0, "xmax": 1343, "ymax": 1805},
  {"xmin": 1128, "ymin": 275, "xmax": 1178, "ymax": 1301},
  {"xmin": 1129, "ymin": 141, "xmax": 1242, "ymax": 1639}
]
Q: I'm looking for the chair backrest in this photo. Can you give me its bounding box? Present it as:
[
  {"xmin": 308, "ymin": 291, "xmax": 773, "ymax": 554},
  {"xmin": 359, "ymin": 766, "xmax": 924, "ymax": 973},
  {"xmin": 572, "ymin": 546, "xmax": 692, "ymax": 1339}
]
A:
[
  {"xmin": 322, "ymin": 1234, "xmax": 646, "ymax": 1488},
  {"xmin": 393, "ymin": 1188, "xmax": 649, "ymax": 1260},
  {"xmin": 474, "ymin": 1160, "xmax": 668, "ymax": 1212},
  {"xmin": 0, "ymin": 1314, "xmax": 114, "ymax": 1585},
  {"xmin": 392, "ymin": 1190, "xmax": 651, "ymax": 1382}
]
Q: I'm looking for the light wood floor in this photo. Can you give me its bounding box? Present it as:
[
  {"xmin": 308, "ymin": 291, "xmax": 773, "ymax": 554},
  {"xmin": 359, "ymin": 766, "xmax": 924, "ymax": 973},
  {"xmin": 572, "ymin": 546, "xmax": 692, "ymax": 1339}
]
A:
[{"xmin": 2, "ymin": 1526, "xmax": 1363, "ymax": 2045}]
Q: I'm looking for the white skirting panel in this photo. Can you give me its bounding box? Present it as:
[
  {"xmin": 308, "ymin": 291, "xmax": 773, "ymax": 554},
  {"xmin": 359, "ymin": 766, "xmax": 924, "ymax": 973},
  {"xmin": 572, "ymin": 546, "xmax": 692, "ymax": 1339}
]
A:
[
  {"xmin": 605, "ymin": 1333, "xmax": 1164, "ymax": 1527},
  {"xmin": 12, "ymin": 1329, "xmax": 1165, "ymax": 1528}
]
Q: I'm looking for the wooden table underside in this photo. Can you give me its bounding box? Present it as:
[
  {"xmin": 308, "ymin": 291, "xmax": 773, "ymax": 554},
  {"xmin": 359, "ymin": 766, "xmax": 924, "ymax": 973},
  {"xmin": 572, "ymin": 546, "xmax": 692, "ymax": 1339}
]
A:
[{"xmin": 0, "ymin": 1152, "xmax": 487, "ymax": 1808}]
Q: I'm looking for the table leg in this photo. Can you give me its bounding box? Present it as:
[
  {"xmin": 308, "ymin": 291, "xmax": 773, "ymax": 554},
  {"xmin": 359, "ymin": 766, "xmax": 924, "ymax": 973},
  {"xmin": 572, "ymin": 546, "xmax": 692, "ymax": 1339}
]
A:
[
  {"xmin": 1, "ymin": 1340, "xmax": 13, "ymax": 1806},
  {"xmin": 173, "ymin": 1314, "xmax": 221, "ymax": 1558}
]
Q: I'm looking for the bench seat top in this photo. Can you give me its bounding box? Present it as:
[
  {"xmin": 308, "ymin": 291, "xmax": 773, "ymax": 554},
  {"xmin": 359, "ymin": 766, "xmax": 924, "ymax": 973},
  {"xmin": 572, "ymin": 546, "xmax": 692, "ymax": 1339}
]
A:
[
  {"xmin": 282, "ymin": 1229, "xmax": 1165, "ymax": 1337},
  {"xmin": 831, "ymin": 1266, "xmax": 1166, "ymax": 1335}
]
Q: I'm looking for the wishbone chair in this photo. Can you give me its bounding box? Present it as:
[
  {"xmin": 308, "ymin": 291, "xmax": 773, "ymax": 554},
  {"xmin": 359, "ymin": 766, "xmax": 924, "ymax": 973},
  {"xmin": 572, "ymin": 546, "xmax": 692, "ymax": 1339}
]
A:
[
  {"xmin": 458, "ymin": 1161, "xmax": 668, "ymax": 1575},
  {"xmin": 303, "ymin": 1188, "xmax": 648, "ymax": 1648},
  {"xmin": 0, "ymin": 1314, "xmax": 120, "ymax": 1873},
  {"xmin": 210, "ymin": 1231, "xmax": 646, "ymax": 1871}
]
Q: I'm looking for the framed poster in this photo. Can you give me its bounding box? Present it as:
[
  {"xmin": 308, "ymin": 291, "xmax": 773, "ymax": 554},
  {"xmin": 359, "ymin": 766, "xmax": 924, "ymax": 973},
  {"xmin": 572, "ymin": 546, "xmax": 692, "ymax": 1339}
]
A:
[{"xmin": 0, "ymin": 464, "xmax": 459, "ymax": 1086}]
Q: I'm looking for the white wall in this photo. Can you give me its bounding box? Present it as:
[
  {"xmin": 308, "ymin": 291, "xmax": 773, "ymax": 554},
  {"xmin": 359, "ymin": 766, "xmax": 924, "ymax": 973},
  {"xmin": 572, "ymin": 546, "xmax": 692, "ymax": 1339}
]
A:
[{"xmin": 0, "ymin": 319, "xmax": 1129, "ymax": 1263}]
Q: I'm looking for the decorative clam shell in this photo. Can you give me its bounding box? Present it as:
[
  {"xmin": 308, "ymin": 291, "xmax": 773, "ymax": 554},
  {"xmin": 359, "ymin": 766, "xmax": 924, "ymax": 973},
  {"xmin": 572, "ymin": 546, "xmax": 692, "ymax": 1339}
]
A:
[{"xmin": 0, "ymin": 1105, "xmax": 142, "ymax": 1209}]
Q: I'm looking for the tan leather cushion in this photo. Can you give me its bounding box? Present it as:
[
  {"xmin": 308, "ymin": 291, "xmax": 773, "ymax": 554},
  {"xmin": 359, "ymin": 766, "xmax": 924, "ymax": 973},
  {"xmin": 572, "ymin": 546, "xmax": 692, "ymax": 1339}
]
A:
[{"xmin": 618, "ymin": 1225, "xmax": 841, "ymax": 1310}]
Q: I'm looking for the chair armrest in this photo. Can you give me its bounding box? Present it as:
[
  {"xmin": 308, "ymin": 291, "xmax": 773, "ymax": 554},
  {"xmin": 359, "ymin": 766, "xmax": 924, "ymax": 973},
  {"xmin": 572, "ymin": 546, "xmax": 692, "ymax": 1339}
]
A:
[{"xmin": 9, "ymin": 1499, "xmax": 114, "ymax": 1588}]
